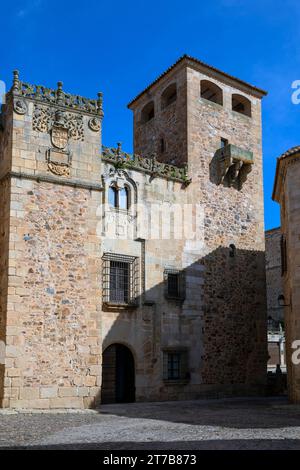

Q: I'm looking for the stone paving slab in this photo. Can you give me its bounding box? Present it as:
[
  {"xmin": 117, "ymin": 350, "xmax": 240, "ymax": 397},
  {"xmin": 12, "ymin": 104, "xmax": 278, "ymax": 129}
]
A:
[{"xmin": 0, "ymin": 397, "xmax": 300, "ymax": 450}]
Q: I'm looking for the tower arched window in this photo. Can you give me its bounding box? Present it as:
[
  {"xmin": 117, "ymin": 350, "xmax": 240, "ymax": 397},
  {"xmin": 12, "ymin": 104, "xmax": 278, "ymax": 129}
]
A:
[
  {"xmin": 141, "ymin": 101, "xmax": 155, "ymax": 123},
  {"xmin": 232, "ymin": 94, "xmax": 252, "ymax": 117},
  {"xmin": 161, "ymin": 83, "xmax": 177, "ymax": 109},
  {"xmin": 200, "ymin": 80, "xmax": 223, "ymax": 105}
]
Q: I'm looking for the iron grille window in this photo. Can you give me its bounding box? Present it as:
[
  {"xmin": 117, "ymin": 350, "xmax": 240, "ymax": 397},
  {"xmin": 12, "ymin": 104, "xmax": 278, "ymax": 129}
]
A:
[
  {"xmin": 167, "ymin": 353, "xmax": 180, "ymax": 380},
  {"xmin": 103, "ymin": 253, "xmax": 139, "ymax": 306},
  {"xmin": 164, "ymin": 268, "xmax": 185, "ymax": 300},
  {"xmin": 110, "ymin": 261, "xmax": 129, "ymax": 303},
  {"xmin": 163, "ymin": 350, "xmax": 189, "ymax": 382},
  {"xmin": 168, "ymin": 273, "xmax": 180, "ymax": 298}
]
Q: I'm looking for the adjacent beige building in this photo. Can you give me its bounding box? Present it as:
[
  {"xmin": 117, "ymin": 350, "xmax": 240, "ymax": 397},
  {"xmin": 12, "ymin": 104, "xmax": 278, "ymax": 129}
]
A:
[
  {"xmin": 273, "ymin": 146, "xmax": 300, "ymax": 402},
  {"xmin": 0, "ymin": 56, "xmax": 268, "ymax": 409}
]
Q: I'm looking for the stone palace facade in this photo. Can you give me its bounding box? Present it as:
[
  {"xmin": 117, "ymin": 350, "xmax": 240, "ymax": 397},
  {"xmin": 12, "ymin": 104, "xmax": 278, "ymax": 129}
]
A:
[{"xmin": 0, "ymin": 55, "xmax": 267, "ymax": 409}]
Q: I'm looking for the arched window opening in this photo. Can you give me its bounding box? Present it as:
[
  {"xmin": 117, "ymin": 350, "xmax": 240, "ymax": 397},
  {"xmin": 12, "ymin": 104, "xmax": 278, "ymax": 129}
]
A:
[
  {"xmin": 108, "ymin": 186, "xmax": 118, "ymax": 208},
  {"xmin": 232, "ymin": 94, "xmax": 252, "ymax": 117},
  {"xmin": 141, "ymin": 101, "xmax": 155, "ymax": 123},
  {"xmin": 119, "ymin": 187, "xmax": 129, "ymax": 210},
  {"xmin": 200, "ymin": 80, "xmax": 223, "ymax": 105},
  {"xmin": 229, "ymin": 244, "xmax": 236, "ymax": 258},
  {"xmin": 108, "ymin": 185, "xmax": 130, "ymax": 210},
  {"xmin": 161, "ymin": 83, "xmax": 177, "ymax": 109}
]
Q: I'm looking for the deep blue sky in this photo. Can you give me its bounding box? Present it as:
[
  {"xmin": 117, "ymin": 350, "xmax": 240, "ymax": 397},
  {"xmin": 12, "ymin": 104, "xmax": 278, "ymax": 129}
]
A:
[{"xmin": 1, "ymin": 0, "xmax": 299, "ymax": 230}]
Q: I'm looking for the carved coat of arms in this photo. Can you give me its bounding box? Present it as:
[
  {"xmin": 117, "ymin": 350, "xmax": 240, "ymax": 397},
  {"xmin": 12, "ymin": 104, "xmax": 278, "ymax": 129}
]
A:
[
  {"xmin": 47, "ymin": 118, "xmax": 72, "ymax": 176},
  {"xmin": 51, "ymin": 125, "xmax": 69, "ymax": 149}
]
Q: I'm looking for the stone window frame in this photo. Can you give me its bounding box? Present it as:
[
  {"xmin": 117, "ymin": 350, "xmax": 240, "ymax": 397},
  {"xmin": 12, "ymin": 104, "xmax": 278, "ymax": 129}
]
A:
[
  {"xmin": 161, "ymin": 82, "xmax": 177, "ymax": 110},
  {"xmin": 200, "ymin": 79, "xmax": 223, "ymax": 106},
  {"xmin": 108, "ymin": 183, "xmax": 130, "ymax": 211},
  {"xmin": 232, "ymin": 93, "xmax": 252, "ymax": 118},
  {"xmin": 104, "ymin": 170, "xmax": 137, "ymax": 214},
  {"xmin": 102, "ymin": 253, "xmax": 139, "ymax": 308},
  {"xmin": 141, "ymin": 100, "xmax": 155, "ymax": 123},
  {"xmin": 162, "ymin": 348, "xmax": 190, "ymax": 384},
  {"xmin": 163, "ymin": 268, "xmax": 185, "ymax": 301}
]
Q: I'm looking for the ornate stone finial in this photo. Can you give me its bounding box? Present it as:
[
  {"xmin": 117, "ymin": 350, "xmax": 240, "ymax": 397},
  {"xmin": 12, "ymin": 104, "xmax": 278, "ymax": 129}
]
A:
[
  {"xmin": 12, "ymin": 70, "xmax": 20, "ymax": 93},
  {"xmin": 54, "ymin": 109, "xmax": 65, "ymax": 126},
  {"xmin": 56, "ymin": 81, "xmax": 64, "ymax": 106},
  {"xmin": 97, "ymin": 92, "xmax": 103, "ymax": 117},
  {"xmin": 116, "ymin": 142, "xmax": 122, "ymax": 157}
]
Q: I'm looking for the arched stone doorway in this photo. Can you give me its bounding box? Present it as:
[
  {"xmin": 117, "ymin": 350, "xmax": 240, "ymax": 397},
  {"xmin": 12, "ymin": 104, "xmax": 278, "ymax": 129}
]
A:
[{"xmin": 101, "ymin": 344, "xmax": 135, "ymax": 404}]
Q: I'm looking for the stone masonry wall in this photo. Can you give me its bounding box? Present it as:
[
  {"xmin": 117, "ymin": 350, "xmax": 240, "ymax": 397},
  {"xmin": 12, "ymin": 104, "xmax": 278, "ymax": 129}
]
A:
[
  {"xmin": 281, "ymin": 161, "xmax": 300, "ymax": 402},
  {"xmin": 2, "ymin": 179, "xmax": 102, "ymax": 408},
  {"xmin": 133, "ymin": 65, "xmax": 188, "ymax": 166},
  {"xmin": 1, "ymin": 88, "xmax": 104, "ymax": 408},
  {"xmin": 186, "ymin": 66, "xmax": 267, "ymax": 389},
  {"xmin": 0, "ymin": 103, "xmax": 13, "ymax": 406},
  {"xmin": 0, "ymin": 61, "xmax": 268, "ymax": 408},
  {"xmin": 100, "ymin": 169, "xmax": 205, "ymax": 402},
  {"xmin": 265, "ymin": 227, "xmax": 284, "ymax": 324},
  {"xmin": 130, "ymin": 62, "xmax": 267, "ymax": 393}
]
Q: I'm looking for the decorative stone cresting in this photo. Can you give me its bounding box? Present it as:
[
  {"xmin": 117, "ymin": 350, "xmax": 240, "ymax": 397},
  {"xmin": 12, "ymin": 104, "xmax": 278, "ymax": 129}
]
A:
[
  {"xmin": 102, "ymin": 143, "xmax": 191, "ymax": 184},
  {"xmin": 11, "ymin": 70, "xmax": 103, "ymax": 117}
]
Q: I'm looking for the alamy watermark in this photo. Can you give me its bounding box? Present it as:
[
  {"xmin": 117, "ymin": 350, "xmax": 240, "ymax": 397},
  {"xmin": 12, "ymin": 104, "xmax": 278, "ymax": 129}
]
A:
[
  {"xmin": 291, "ymin": 80, "xmax": 300, "ymax": 104},
  {"xmin": 292, "ymin": 340, "xmax": 300, "ymax": 365},
  {"xmin": 96, "ymin": 202, "xmax": 205, "ymax": 243}
]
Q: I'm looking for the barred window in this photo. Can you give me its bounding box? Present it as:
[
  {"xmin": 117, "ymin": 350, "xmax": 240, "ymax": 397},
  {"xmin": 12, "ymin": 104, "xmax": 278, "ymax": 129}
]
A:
[
  {"xmin": 110, "ymin": 261, "xmax": 129, "ymax": 303},
  {"xmin": 280, "ymin": 235, "xmax": 287, "ymax": 276},
  {"xmin": 163, "ymin": 350, "xmax": 189, "ymax": 382},
  {"xmin": 102, "ymin": 253, "xmax": 139, "ymax": 306},
  {"xmin": 164, "ymin": 268, "xmax": 185, "ymax": 300},
  {"xmin": 167, "ymin": 353, "xmax": 180, "ymax": 379}
]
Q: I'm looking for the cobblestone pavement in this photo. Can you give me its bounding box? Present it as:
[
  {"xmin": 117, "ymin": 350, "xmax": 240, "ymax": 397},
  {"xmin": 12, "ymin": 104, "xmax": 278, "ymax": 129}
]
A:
[{"xmin": 1, "ymin": 397, "xmax": 300, "ymax": 450}]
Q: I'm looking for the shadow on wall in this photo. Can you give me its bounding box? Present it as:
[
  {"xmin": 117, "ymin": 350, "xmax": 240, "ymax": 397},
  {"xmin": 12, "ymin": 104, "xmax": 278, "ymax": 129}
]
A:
[
  {"xmin": 0, "ymin": 245, "xmax": 267, "ymax": 408},
  {"xmin": 94, "ymin": 244, "xmax": 267, "ymax": 407}
]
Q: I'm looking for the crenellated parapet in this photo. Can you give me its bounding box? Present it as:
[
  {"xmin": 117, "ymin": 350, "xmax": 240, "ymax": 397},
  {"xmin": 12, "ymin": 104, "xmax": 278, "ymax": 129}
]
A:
[{"xmin": 102, "ymin": 143, "xmax": 191, "ymax": 185}]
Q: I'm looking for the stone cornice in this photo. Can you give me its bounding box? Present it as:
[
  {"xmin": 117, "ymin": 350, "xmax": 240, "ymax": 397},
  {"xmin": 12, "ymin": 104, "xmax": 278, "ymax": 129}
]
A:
[
  {"xmin": 101, "ymin": 144, "xmax": 191, "ymax": 185},
  {"xmin": 0, "ymin": 171, "xmax": 103, "ymax": 192}
]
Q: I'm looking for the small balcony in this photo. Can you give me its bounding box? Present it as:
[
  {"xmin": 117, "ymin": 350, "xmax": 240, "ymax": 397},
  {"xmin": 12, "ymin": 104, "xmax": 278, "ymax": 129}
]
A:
[
  {"xmin": 214, "ymin": 143, "xmax": 253, "ymax": 189},
  {"xmin": 217, "ymin": 143, "xmax": 253, "ymax": 164}
]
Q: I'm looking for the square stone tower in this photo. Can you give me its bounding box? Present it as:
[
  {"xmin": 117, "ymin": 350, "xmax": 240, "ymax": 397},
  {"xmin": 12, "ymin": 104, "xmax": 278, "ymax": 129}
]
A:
[
  {"xmin": 0, "ymin": 72, "xmax": 104, "ymax": 408},
  {"xmin": 128, "ymin": 55, "xmax": 268, "ymax": 391}
]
